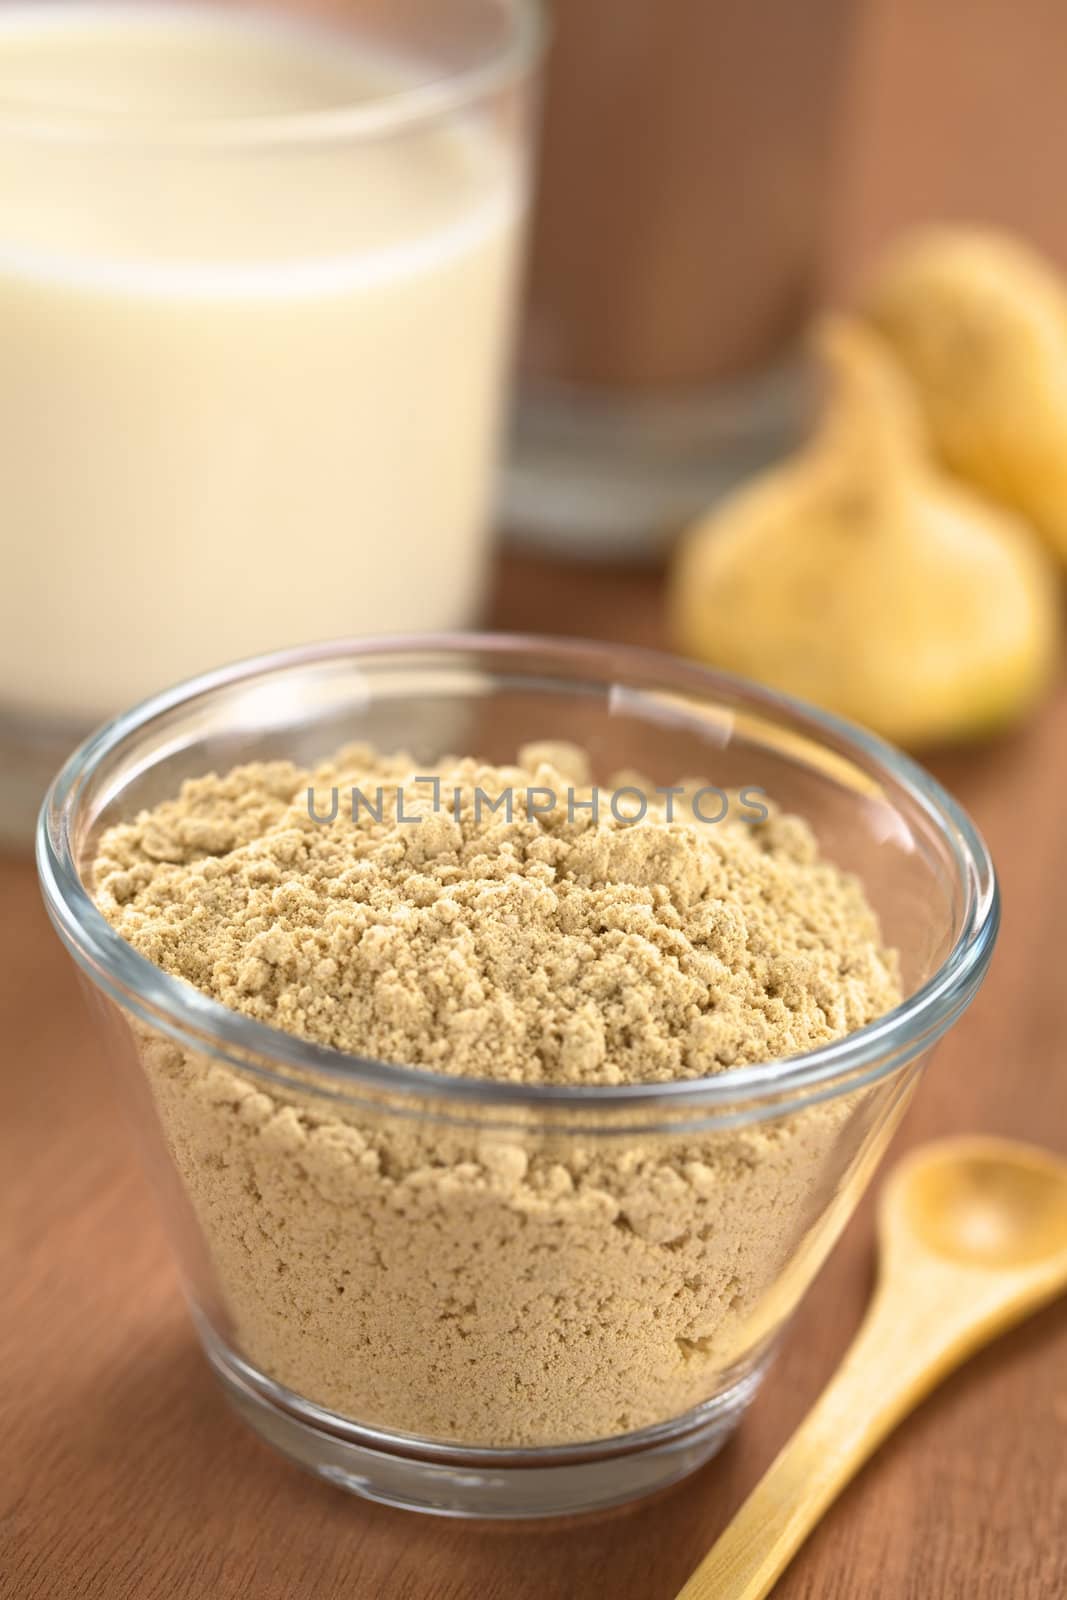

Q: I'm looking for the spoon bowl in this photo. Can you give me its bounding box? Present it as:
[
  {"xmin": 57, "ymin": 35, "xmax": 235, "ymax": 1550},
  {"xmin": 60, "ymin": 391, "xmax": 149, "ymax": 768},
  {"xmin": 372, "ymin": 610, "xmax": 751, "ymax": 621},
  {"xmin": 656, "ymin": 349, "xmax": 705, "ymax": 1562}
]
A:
[{"xmin": 888, "ymin": 1137, "xmax": 1067, "ymax": 1270}]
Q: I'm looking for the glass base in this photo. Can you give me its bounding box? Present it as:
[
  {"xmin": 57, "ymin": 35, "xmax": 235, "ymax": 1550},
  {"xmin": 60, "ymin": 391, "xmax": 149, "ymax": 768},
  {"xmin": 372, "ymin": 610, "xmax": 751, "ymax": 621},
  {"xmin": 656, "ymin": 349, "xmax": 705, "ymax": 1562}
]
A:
[
  {"xmin": 201, "ymin": 1325, "xmax": 770, "ymax": 1519},
  {"xmin": 503, "ymin": 359, "xmax": 807, "ymax": 561}
]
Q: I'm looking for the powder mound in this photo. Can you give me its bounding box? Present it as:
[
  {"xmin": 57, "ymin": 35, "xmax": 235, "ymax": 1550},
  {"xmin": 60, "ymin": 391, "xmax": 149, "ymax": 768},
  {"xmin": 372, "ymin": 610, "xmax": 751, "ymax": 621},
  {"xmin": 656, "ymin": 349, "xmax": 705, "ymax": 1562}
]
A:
[{"xmin": 93, "ymin": 743, "xmax": 899, "ymax": 1085}]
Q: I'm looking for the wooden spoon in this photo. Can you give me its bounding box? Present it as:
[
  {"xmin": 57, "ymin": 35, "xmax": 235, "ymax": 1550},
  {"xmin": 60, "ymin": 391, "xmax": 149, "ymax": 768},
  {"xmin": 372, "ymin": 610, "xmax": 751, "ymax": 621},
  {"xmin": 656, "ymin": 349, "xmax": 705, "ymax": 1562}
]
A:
[{"xmin": 675, "ymin": 1137, "xmax": 1067, "ymax": 1600}]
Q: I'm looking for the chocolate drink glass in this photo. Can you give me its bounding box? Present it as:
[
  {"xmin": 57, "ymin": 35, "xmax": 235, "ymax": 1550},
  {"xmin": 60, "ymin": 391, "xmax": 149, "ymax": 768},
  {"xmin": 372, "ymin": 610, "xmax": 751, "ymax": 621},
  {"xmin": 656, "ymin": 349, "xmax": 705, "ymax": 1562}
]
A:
[{"xmin": 506, "ymin": 0, "xmax": 856, "ymax": 555}]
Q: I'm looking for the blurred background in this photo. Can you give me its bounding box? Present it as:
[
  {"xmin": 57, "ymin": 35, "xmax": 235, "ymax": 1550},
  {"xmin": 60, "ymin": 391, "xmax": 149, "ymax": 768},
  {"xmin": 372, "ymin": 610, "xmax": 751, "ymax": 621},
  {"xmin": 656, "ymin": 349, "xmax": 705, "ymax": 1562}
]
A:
[
  {"xmin": 825, "ymin": 0, "xmax": 1067, "ymax": 289},
  {"xmin": 506, "ymin": 0, "xmax": 1067, "ymax": 766},
  {"xmin": 507, "ymin": 0, "xmax": 1067, "ymax": 550},
  {"xmin": 5, "ymin": 0, "xmax": 1067, "ymax": 836}
]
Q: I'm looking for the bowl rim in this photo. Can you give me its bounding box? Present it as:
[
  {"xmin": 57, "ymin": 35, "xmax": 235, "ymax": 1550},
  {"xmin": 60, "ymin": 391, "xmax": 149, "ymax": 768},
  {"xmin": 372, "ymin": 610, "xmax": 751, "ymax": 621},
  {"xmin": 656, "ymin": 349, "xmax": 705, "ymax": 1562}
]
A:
[{"xmin": 36, "ymin": 631, "xmax": 1000, "ymax": 1117}]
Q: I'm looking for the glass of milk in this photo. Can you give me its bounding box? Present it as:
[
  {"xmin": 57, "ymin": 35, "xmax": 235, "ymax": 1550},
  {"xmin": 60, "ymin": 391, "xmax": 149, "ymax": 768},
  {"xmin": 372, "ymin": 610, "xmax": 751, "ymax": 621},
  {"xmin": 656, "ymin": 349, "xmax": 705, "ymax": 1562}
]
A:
[{"xmin": 0, "ymin": 0, "xmax": 541, "ymax": 837}]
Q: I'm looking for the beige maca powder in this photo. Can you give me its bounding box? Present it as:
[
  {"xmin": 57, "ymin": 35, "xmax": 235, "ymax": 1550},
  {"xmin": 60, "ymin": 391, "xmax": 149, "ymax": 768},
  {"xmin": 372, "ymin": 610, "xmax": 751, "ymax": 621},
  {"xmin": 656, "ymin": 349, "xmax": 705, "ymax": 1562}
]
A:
[{"xmin": 93, "ymin": 742, "xmax": 901, "ymax": 1447}]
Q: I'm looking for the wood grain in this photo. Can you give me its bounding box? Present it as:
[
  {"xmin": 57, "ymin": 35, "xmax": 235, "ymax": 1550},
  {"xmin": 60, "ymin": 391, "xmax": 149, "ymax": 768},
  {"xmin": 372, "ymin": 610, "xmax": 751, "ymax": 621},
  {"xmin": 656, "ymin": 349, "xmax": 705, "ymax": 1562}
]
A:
[{"xmin": 3, "ymin": 550, "xmax": 1066, "ymax": 1600}]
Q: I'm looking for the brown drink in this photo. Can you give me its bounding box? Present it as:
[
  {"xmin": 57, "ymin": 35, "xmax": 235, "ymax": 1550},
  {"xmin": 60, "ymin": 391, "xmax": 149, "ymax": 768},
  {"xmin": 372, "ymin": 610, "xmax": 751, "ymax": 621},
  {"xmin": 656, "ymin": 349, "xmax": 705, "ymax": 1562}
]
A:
[{"xmin": 508, "ymin": 0, "xmax": 856, "ymax": 554}]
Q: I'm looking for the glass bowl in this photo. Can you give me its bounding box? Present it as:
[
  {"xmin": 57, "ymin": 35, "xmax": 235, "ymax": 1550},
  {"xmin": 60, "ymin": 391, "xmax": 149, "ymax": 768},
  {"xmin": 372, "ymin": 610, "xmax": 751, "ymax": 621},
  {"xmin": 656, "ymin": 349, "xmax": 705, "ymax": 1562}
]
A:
[{"xmin": 37, "ymin": 633, "xmax": 998, "ymax": 1517}]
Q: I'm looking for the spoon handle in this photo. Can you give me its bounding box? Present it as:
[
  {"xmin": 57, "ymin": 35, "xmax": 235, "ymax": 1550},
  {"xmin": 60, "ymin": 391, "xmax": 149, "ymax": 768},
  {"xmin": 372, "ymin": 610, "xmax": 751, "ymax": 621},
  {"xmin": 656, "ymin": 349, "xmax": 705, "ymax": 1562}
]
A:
[{"xmin": 673, "ymin": 1277, "xmax": 991, "ymax": 1600}]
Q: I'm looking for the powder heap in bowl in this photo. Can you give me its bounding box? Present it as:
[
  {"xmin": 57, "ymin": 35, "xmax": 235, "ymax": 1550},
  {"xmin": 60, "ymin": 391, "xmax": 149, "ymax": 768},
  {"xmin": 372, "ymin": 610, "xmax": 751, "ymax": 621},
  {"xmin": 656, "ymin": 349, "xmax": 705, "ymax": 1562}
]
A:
[{"xmin": 92, "ymin": 742, "xmax": 900, "ymax": 1447}]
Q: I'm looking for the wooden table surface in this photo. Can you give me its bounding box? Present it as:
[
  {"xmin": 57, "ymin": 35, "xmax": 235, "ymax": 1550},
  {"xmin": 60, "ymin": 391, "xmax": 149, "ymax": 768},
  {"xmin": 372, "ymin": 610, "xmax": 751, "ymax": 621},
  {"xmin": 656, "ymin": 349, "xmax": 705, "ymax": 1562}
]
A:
[{"xmin": 4, "ymin": 551, "xmax": 1067, "ymax": 1600}]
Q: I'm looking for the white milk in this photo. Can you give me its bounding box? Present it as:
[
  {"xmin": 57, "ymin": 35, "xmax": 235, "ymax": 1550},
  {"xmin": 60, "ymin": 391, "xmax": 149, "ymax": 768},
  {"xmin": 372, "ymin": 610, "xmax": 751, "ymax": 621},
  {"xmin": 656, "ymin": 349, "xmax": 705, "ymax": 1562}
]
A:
[{"xmin": 0, "ymin": 4, "xmax": 525, "ymax": 719}]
